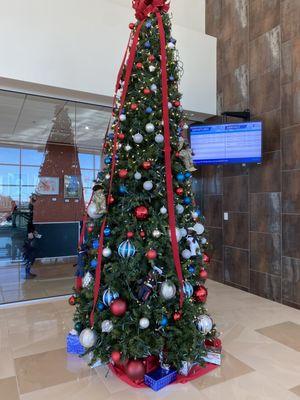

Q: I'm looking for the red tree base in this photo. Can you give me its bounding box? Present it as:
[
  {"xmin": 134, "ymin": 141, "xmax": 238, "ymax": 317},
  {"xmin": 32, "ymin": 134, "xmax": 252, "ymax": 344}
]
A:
[{"xmin": 109, "ymin": 362, "xmax": 219, "ymax": 388}]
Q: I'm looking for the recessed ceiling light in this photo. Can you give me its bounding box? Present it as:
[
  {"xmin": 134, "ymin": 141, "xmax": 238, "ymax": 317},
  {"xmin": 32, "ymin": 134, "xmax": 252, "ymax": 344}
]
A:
[{"xmin": 85, "ymin": 126, "xmax": 90, "ymax": 130}]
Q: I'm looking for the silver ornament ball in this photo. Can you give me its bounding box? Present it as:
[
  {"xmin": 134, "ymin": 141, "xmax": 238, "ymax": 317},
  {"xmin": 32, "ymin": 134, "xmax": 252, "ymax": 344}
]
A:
[
  {"xmin": 145, "ymin": 123, "xmax": 155, "ymax": 133},
  {"xmin": 182, "ymin": 249, "xmax": 192, "ymax": 260},
  {"xmin": 196, "ymin": 315, "xmax": 213, "ymax": 334},
  {"xmin": 160, "ymin": 206, "xmax": 167, "ymax": 215},
  {"xmin": 79, "ymin": 328, "xmax": 97, "ymax": 348},
  {"xmin": 87, "ymin": 203, "xmax": 101, "ymax": 219},
  {"xmin": 143, "ymin": 180, "xmax": 153, "ymax": 191},
  {"xmin": 160, "ymin": 281, "xmax": 177, "ymax": 300},
  {"xmin": 102, "ymin": 247, "xmax": 112, "ymax": 258},
  {"xmin": 134, "ymin": 172, "xmax": 142, "ymax": 180},
  {"xmin": 176, "ymin": 204, "xmax": 184, "ymax": 214},
  {"xmin": 139, "ymin": 317, "xmax": 150, "ymax": 329},
  {"xmin": 119, "ymin": 114, "xmax": 126, "ymax": 122},
  {"xmin": 152, "ymin": 229, "xmax": 162, "ymax": 239},
  {"xmin": 155, "ymin": 134, "xmax": 164, "ymax": 143},
  {"xmin": 133, "ymin": 133, "xmax": 143, "ymax": 144},
  {"xmin": 101, "ymin": 320, "xmax": 113, "ymax": 333}
]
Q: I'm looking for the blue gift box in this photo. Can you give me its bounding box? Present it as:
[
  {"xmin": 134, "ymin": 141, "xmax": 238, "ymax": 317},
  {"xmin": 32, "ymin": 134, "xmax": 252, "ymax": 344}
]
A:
[
  {"xmin": 66, "ymin": 333, "xmax": 85, "ymax": 355},
  {"xmin": 144, "ymin": 367, "xmax": 177, "ymax": 391}
]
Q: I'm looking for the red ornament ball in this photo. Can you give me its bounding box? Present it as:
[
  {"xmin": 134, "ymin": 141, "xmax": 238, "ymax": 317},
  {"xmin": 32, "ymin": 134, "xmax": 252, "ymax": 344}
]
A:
[
  {"xmin": 118, "ymin": 169, "xmax": 128, "ymax": 179},
  {"xmin": 173, "ymin": 312, "xmax": 182, "ymax": 321},
  {"xmin": 146, "ymin": 249, "xmax": 157, "ymax": 260},
  {"xmin": 176, "ymin": 187, "xmax": 184, "ymax": 196},
  {"xmin": 199, "ymin": 269, "xmax": 208, "ymax": 280},
  {"xmin": 142, "ymin": 161, "xmax": 151, "ymax": 170},
  {"xmin": 148, "ymin": 54, "xmax": 155, "ymax": 62},
  {"xmin": 143, "ymin": 88, "xmax": 151, "ymax": 95},
  {"xmin": 126, "ymin": 360, "xmax": 146, "ymax": 382},
  {"xmin": 136, "ymin": 62, "xmax": 143, "ymax": 69},
  {"xmin": 194, "ymin": 285, "xmax": 208, "ymax": 303},
  {"xmin": 129, "ymin": 22, "xmax": 135, "ymax": 30},
  {"xmin": 111, "ymin": 351, "xmax": 121, "ymax": 363},
  {"xmin": 87, "ymin": 226, "xmax": 94, "ymax": 233},
  {"xmin": 140, "ymin": 230, "xmax": 146, "ymax": 238},
  {"xmin": 173, "ymin": 100, "xmax": 181, "ymax": 107},
  {"xmin": 110, "ymin": 299, "xmax": 127, "ymax": 317},
  {"xmin": 68, "ymin": 295, "xmax": 76, "ymax": 306},
  {"xmin": 127, "ymin": 231, "xmax": 134, "ymax": 239},
  {"xmin": 134, "ymin": 206, "xmax": 149, "ymax": 220},
  {"xmin": 118, "ymin": 133, "xmax": 125, "ymax": 140},
  {"xmin": 175, "ymin": 151, "xmax": 180, "ymax": 158},
  {"xmin": 108, "ymin": 195, "xmax": 115, "ymax": 205},
  {"xmin": 131, "ymin": 103, "xmax": 138, "ymax": 111},
  {"xmin": 203, "ymin": 253, "xmax": 211, "ymax": 264}
]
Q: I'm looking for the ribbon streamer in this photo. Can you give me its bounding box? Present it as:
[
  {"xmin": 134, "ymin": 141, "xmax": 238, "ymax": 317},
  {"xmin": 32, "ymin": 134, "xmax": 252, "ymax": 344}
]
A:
[
  {"xmin": 156, "ymin": 11, "xmax": 184, "ymax": 307},
  {"xmin": 90, "ymin": 21, "xmax": 144, "ymax": 327}
]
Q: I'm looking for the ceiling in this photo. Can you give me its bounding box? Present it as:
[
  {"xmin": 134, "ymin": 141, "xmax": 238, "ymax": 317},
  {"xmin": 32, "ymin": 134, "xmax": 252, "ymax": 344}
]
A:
[{"xmin": 0, "ymin": 90, "xmax": 111, "ymax": 153}]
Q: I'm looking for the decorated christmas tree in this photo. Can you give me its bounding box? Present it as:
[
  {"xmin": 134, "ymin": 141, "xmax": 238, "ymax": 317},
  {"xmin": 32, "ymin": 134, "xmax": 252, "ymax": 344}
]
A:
[{"xmin": 71, "ymin": 0, "xmax": 220, "ymax": 386}]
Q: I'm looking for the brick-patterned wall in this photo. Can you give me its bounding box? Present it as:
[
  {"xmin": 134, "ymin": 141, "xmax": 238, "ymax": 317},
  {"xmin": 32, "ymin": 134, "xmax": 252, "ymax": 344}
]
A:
[{"xmin": 204, "ymin": 0, "xmax": 300, "ymax": 308}]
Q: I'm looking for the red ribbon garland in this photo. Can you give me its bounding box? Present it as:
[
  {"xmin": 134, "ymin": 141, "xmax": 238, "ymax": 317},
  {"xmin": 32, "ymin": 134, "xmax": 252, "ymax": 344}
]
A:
[
  {"xmin": 156, "ymin": 12, "xmax": 184, "ymax": 308},
  {"xmin": 90, "ymin": 21, "xmax": 144, "ymax": 327},
  {"xmin": 132, "ymin": 0, "xmax": 170, "ymax": 20}
]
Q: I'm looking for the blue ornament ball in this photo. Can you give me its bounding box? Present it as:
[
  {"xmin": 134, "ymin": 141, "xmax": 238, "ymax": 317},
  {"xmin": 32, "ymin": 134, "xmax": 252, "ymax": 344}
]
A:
[
  {"xmin": 118, "ymin": 240, "xmax": 136, "ymax": 258},
  {"xmin": 183, "ymin": 197, "xmax": 192, "ymax": 205},
  {"xmin": 183, "ymin": 282, "xmax": 194, "ymax": 298},
  {"xmin": 169, "ymin": 76, "xmax": 175, "ymax": 82},
  {"xmin": 145, "ymin": 107, "xmax": 153, "ymax": 114},
  {"xmin": 146, "ymin": 21, "xmax": 152, "ymax": 29},
  {"xmin": 108, "ymin": 133, "xmax": 114, "ymax": 140},
  {"xmin": 104, "ymin": 156, "xmax": 112, "ymax": 165},
  {"xmin": 188, "ymin": 265, "xmax": 195, "ymax": 274},
  {"xmin": 90, "ymin": 259, "xmax": 98, "ymax": 269},
  {"xmin": 97, "ymin": 302, "xmax": 105, "ymax": 311},
  {"xmin": 176, "ymin": 172, "xmax": 185, "ymax": 182},
  {"xmin": 103, "ymin": 289, "xmax": 119, "ymax": 306},
  {"xmin": 144, "ymin": 41, "xmax": 151, "ymax": 49},
  {"xmin": 160, "ymin": 316, "xmax": 168, "ymax": 327},
  {"xmin": 185, "ymin": 172, "xmax": 192, "ymax": 179},
  {"xmin": 170, "ymin": 37, "xmax": 177, "ymax": 44},
  {"xmin": 92, "ymin": 240, "xmax": 99, "ymax": 249},
  {"xmin": 119, "ymin": 185, "xmax": 127, "ymax": 195},
  {"xmin": 104, "ymin": 227, "xmax": 111, "ymax": 237}
]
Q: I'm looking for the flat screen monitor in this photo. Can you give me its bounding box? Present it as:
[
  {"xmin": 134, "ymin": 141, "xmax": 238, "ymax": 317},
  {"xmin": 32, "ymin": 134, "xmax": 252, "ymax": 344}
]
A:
[{"xmin": 190, "ymin": 121, "xmax": 262, "ymax": 165}]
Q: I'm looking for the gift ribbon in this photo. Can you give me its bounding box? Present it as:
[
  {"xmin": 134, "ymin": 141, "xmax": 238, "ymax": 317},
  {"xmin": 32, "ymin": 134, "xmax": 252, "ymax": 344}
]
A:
[
  {"xmin": 132, "ymin": 0, "xmax": 170, "ymax": 20},
  {"xmin": 90, "ymin": 21, "xmax": 144, "ymax": 327},
  {"xmin": 156, "ymin": 12, "xmax": 184, "ymax": 307}
]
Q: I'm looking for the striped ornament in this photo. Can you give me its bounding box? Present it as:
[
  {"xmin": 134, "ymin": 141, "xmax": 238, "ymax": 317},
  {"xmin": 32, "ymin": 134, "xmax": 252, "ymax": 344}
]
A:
[
  {"xmin": 183, "ymin": 282, "xmax": 194, "ymax": 298},
  {"xmin": 118, "ymin": 240, "xmax": 136, "ymax": 258},
  {"xmin": 102, "ymin": 289, "xmax": 119, "ymax": 306}
]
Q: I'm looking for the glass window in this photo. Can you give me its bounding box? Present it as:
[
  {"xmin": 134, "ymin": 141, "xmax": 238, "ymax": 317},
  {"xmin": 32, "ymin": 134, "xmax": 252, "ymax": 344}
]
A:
[
  {"xmin": 20, "ymin": 186, "xmax": 36, "ymax": 206},
  {"xmin": 0, "ymin": 147, "xmax": 20, "ymax": 164},
  {"xmin": 20, "ymin": 166, "xmax": 40, "ymax": 186},
  {"xmin": 21, "ymin": 149, "xmax": 45, "ymax": 166},
  {"xmin": 83, "ymin": 188, "xmax": 92, "ymax": 205},
  {"xmin": 81, "ymin": 169, "xmax": 96, "ymax": 188},
  {"xmin": 0, "ymin": 186, "xmax": 20, "ymax": 202},
  {"xmin": 0, "ymin": 165, "xmax": 20, "ymax": 186},
  {"xmin": 78, "ymin": 153, "xmax": 94, "ymax": 169},
  {"xmin": 95, "ymin": 155, "xmax": 101, "ymax": 171}
]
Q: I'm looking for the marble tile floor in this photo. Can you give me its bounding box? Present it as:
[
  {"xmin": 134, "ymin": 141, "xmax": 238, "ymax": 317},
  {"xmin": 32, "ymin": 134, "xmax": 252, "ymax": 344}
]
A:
[{"xmin": 0, "ymin": 280, "xmax": 299, "ymax": 400}]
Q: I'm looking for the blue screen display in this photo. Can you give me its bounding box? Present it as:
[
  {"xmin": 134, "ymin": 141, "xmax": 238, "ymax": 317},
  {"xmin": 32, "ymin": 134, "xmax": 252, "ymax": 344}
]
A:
[{"xmin": 190, "ymin": 122, "xmax": 262, "ymax": 165}]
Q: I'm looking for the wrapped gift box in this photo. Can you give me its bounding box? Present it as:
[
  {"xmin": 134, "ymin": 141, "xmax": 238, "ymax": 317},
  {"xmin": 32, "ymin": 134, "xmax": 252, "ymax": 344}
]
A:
[
  {"xmin": 66, "ymin": 332, "xmax": 85, "ymax": 355},
  {"xmin": 179, "ymin": 361, "xmax": 198, "ymax": 376},
  {"xmin": 144, "ymin": 367, "xmax": 177, "ymax": 391},
  {"xmin": 203, "ymin": 351, "xmax": 222, "ymax": 366}
]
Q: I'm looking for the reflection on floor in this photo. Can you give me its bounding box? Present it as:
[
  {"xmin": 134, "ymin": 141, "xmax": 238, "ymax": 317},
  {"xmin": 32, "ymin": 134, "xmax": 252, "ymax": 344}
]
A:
[
  {"xmin": 0, "ymin": 280, "xmax": 299, "ymax": 400},
  {"xmin": 0, "ymin": 261, "xmax": 74, "ymax": 304}
]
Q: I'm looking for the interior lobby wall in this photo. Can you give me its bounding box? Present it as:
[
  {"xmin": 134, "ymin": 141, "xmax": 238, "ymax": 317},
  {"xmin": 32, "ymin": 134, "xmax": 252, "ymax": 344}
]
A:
[
  {"xmin": 204, "ymin": 0, "xmax": 300, "ymax": 309},
  {"xmin": 0, "ymin": 0, "xmax": 216, "ymax": 115}
]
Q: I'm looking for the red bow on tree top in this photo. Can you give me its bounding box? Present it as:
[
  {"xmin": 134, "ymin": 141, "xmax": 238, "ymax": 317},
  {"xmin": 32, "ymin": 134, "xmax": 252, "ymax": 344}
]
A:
[{"xmin": 132, "ymin": 0, "xmax": 170, "ymax": 20}]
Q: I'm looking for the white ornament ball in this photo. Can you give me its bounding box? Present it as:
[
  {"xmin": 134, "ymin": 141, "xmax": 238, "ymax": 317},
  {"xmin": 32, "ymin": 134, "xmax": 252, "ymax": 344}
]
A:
[
  {"xmin": 143, "ymin": 180, "xmax": 153, "ymax": 191},
  {"xmin": 168, "ymin": 102, "xmax": 173, "ymax": 109},
  {"xmin": 87, "ymin": 203, "xmax": 101, "ymax": 219},
  {"xmin": 119, "ymin": 114, "xmax": 126, "ymax": 122},
  {"xmin": 182, "ymin": 249, "xmax": 192, "ymax": 260},
  {"xmin": 125, "ymin": 144, "xmax": 132, "ymax": 152},
  {"xmin": 201, "ymin": 237, "xmax": 207, "ymax": 245},
  {"xmin": 167, "ymin": 42, "xmax": 175, "ymax": 49},
  {"xmin": 134, "ymin": 172, "xmax": 142, "ymax": 180},
  {"xmin": 151, "ymin": 84, "xmax": 158, "ymax": 92},
  {"xmin": 149, "ymin": 65, "xmax": 156, "ymax": 72},
  {"xmin": 105, "ymin": 174, "xmax": 110, "ymax": 180},
  {"xmin": 160, "ymin": 206, "xmax": 167, "ymax": 215},
  {"xmin": 82, "ymin": 272, "xmax": 93, "ymax": 288},
  {"xmin": 155, "ymin": 134, "xmax": 164, "ymax": 143},
  {"xmin": 79, "ymin": 328, "xmax": 97, "ymax": 348},
  {"xmin": 101, "ymin": 320, "xmax": 113, "ymax": 333},
  {"xmin": 160, "ymin": 281, "xmax": 177, "ymax": 300},
  {"xmin": 180, "ymin": 228, "xmax": 188, "ymax": 238},
  {"xmin": 196, "ymin": 315, "xmax": 213, "ymax": 334},
  {"xmin": 139, "ymin": 318, "xmax": 150, "ymax": 329},
  {"xmin": 133, "ymin": 133, "xmax": 143, "ymax": 143},
  {"xmin": 103, "ymin": 247, "xmax": 112, "ymax": 258},
  {"xmin": 176, "ymin": 204, "xmax": 184, "ymax": 214},
  {"xmin": 145, "ymin": 123, "xmax": 155, "ymax": 133},
  {"xmin": 194, "ymin": 223, "xmax": 205, "ymax": 235},
  {"xmin": 183, "ymin": 123, "xmax": 189, "ymax": 130},
  {"xmin": 152, "ymin": 229, "xmax": 162, "ymax": 239}
]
